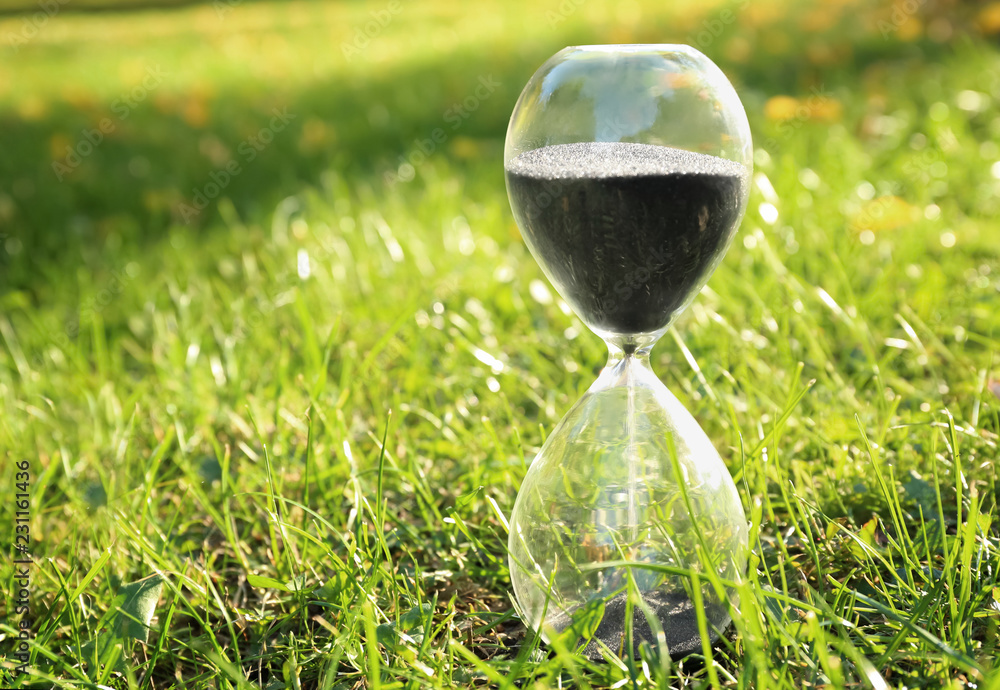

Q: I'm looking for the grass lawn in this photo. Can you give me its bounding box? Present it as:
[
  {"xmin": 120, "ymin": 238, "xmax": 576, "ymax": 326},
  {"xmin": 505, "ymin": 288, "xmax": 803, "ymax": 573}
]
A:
[{"xmin": 1, "ymin": 0, "xmax": 1000, "ymax": 687}]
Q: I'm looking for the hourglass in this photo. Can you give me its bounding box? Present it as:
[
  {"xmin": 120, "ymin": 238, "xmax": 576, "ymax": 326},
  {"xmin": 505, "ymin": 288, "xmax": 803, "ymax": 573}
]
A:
[{"xmin": 504, "ymin": 45, "xmax": 752, "ymax": 659}]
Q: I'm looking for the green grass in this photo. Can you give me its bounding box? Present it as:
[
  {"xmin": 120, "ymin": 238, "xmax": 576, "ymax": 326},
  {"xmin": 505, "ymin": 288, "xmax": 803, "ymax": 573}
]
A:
[{"xmin": 1, "ymin": 0, "xmax": 1000, "ymax": 687}]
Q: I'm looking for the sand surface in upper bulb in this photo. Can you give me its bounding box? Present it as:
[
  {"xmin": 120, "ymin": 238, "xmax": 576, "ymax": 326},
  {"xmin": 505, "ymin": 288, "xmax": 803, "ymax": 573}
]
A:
[{"xmin": 506, "ymin": 142, "xmax": 747, "ymax": 335}]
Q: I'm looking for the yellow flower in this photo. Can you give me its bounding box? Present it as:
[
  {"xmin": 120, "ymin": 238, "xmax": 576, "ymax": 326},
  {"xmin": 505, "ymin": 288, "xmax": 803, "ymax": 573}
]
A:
[
  {"xmin": 449, "ymin": 136, "xmax": 479, "ymax": 159},
  {"xmin": 18, "ymin": 96, "xmax": 48, "ymax": 121},
  {"xmin": 809, "ymin": 97, "xmax": 843, "ymax": 122},
  {"xmin": 49, "ymin": 133, "xmax": 72, "ymax": 159},
  {"xmin": 802, "ymin": 7, "xmax": 840, "ymax": 32},
  {"xmin": 764, "ymin": 95, "xmax": 843, "ymax": 123},
  {"xmin": 154, "ymin": 92, "xmax": 179, "ymax": 115},
  {"xmin": 725, "ymin": 37, "xmax": 752, "ymax": 64},
  {"xmin": 807, "ymin": 43, "xmax": 835, "ymax": 65},
  {"xmin": 764, "ymin": 96, "xmax": 800, "ymax": 122},
  {"xmin": 850, "ymin": 196, "xmax": 917, "ymax": 233},
  {"xmin": 298, "ymin": 118, "xmax": 334, "ymax": 154},
  {"xmin": 897, "ymin": 16, "xmax": 923, "ymax": 41},
  {"xmin": 183, "ymin": 98, "xmax": 210, "ymax": 128},
  {"xmin": 62, "ymin": 86, "xmax": 98, "ymax": 112},
  {"xmin": 745, "ymin": 2, "xmax": 785, "ymax": 27},
  {"xmin": 608, "ymin": 26, "xmax": 632, "ymax": 44},
  {"xmin": 980, "ymin": 3, "xmax": 1000, "ymax": 34}
]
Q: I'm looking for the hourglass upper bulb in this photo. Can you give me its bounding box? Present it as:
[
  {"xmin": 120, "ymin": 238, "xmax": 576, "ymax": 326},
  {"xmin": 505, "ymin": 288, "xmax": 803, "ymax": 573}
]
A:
[{"xmin": 504, "ymin": 44, "xmax": 752, "ymax": 342}]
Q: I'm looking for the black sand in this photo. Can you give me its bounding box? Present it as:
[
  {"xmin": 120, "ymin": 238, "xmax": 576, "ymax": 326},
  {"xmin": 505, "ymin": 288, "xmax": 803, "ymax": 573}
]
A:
[
  {"xmin": 550, "ymin": 590, "xmax": 730, "ymax": 661},
  {"xmin": 505, "ymin": 142, "xmax": 747, "ymax": 335}
]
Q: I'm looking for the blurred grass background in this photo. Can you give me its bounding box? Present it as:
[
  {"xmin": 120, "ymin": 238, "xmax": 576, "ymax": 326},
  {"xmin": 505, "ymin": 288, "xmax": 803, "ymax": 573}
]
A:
[
  {"xmin": 2, "ymin": 0, "xmax": 1000, "ymax": 687},
  {"xmin": 1, "ymin": 0, "xmax": 994, "ymax": 292}
]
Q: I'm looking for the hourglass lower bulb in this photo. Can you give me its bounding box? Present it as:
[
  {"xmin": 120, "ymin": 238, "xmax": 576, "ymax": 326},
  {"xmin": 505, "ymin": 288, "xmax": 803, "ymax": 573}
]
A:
[{"xmin": 503, "ymin": 45, "xmax": 753, "ymax": 659}]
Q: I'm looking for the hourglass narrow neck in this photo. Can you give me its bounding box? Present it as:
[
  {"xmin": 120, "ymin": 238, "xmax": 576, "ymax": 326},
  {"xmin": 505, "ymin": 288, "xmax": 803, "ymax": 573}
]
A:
[
  {"xmin": 599, "ymin": 336, "xmax": 662, "ymax": 391},
  {"xmin": 603, "ymin": 329, "xmax": 663, "ymax": 357},
  {"xmin": 604, "ymin": 330, "xmax": 663, "ymax": 365}
]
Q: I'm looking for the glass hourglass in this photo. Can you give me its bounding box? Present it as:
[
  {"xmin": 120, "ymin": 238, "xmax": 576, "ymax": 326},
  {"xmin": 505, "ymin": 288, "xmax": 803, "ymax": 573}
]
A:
[{"xmin": 504, "ymin": 45, "xmax": 752, "ymax": 659}]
